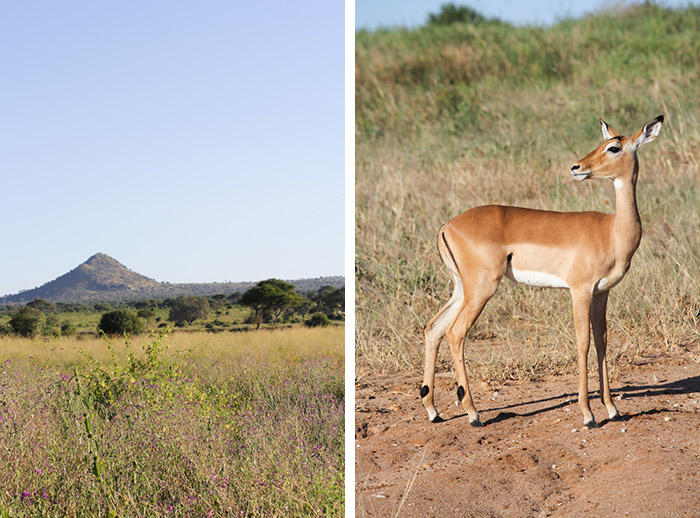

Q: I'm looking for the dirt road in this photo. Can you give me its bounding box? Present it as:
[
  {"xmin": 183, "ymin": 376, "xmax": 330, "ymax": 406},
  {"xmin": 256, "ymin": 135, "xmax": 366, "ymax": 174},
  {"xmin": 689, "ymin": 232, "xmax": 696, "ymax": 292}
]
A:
[{"xmin": 356, "ymin": 354, "xmax": 700, "ymax": 517}]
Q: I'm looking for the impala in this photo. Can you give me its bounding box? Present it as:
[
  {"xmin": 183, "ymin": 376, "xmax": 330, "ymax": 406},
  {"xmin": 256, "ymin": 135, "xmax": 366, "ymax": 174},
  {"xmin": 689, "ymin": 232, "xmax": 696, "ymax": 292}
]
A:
[{"xmin": 420, "ymin": 115, "xmax": 664, "ymax": 429}]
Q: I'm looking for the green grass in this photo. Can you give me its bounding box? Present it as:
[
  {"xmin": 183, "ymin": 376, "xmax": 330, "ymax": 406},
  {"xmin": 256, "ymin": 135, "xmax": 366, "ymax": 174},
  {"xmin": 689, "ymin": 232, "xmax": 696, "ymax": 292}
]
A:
[
  {"xmin": 356, "ymin": 3, "xmax": 700, "ymax": 379},
  {"xmin": 0, "ymin": 327, "xmax": 344, "ymax": 516}
]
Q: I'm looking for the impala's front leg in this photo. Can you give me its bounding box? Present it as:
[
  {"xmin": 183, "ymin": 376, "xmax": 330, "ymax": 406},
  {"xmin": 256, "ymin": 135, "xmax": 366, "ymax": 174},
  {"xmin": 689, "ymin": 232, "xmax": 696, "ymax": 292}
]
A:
[
  {"xmin": 572, "ymin": 289, "xmax": 597, "ymax": 428},
  {"xmin": 591, "ymin": 291, "xmax": 621, "ymax": 421}
]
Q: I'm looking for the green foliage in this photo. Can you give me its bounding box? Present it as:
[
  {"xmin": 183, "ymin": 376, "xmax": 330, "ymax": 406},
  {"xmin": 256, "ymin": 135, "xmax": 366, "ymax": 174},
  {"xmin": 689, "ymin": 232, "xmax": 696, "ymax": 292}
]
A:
[
  {"xmin": 98, "ymin": 309, "xmax": 145, "ymax": 336},
  {"xmin": 0, "ymin": 285, "xmax": 344, "ymax": 336},
  {"xmin": 136, "ymin": 308, "xmax": 155, "ymax": 320},
  {"xmin": 306, "ymin": 312, "xmax": 331, "ymax": 328},
  {"xmin": 8, "ymin": 306, "xmax": 46, "ymax": 337},
  {"xmin": 241, "ymin": 279, "xmax": 304, "ymax": 328},
  {"xmin": 427, "ymin": 3, "xmax": 490, "ymax": 26},
  {"xmin": 26, "ymin": 297, "xmax": 53, "ymax": 313},
  {"xmin": 168, "ymin": 295, "xmax": 210, "ymax": 325},
  {"xmin": 309, "ymin": 285, "xmax": 345, "ymax": 319},
  {"xmin": 61, "ymin": 320, "xmax": 77, "ymax": 336},
  {"xmin": 79, "ymin": 332, "xmax": 185, "ymax": 417}
]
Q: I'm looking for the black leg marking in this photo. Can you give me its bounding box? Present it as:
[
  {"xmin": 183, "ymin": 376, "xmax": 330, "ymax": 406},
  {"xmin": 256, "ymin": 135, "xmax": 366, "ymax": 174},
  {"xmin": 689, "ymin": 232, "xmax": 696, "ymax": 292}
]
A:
[
  {"xmin": 420, "ymin": 385, "xmax": 429, "ymax": 398},
  {"xmin": 457, "ymin": 385, "xmax": 465, "ymax": 402}
]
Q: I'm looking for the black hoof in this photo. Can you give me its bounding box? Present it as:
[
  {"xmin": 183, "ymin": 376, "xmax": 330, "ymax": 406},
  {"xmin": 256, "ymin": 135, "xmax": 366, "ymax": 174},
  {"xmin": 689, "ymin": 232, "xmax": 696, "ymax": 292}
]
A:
[
  {"xmin": 431, "ymin": 415, "xmax": 445, "ymax": 423},
  {"xmin": 469, "ymin": 418, "xmax": 484, "ymax": 428},
  {"xmin": 610, "ymin": 413, "xmax": 626, "ymax": 422},
  {"xmin": 584, "ymin": 420, "xmax": 600, "ymax": 429}
]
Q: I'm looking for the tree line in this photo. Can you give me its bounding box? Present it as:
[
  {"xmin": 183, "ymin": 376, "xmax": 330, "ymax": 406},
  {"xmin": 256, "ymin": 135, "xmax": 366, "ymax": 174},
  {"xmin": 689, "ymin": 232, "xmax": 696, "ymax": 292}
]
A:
[{"xmin": 0, "ymin": 280, "xmax": 344, "ymax": 337}]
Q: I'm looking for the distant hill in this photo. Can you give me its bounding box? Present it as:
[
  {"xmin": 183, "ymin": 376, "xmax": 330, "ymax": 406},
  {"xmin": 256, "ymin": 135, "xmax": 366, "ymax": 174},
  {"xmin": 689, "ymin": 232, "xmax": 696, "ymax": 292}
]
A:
[{"xmin": 0, "ymin": 253, "xmax": 344, "ymax": 305}]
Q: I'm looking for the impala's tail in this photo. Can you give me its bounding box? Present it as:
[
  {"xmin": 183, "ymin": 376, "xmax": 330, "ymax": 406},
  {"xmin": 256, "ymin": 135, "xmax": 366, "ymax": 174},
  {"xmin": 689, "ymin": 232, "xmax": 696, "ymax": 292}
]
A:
[{"xmin": 436, "ymin": 224, "xmax": 461, "ymax": 279}]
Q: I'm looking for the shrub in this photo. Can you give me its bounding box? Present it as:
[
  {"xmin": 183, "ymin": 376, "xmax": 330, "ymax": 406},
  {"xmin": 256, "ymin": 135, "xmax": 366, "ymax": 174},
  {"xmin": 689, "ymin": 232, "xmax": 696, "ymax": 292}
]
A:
[
  {"xmin": 427, "ymin": 3, "xmax": 488, "ymax": 26},
  {"xmin": 306, "ymin": 312, "xmax": 331, "ymax": 327},
  {"xmin": 98, "ymin": 309, "xmax": 145, "ymax": 336},
  {"xmin": 137, "ymin": 308, "xmax": 156, "ymax": 320},
  {"xmin": 168, "ymin": 296, "xmax": 210, "ymax": 325},
  {"xmin": 61, "ymin": 320, "xmax": 77, "ymax": 336},
  {"xmin": 8, "ymin": 306, "xmax": 46, "ymax": 337}
]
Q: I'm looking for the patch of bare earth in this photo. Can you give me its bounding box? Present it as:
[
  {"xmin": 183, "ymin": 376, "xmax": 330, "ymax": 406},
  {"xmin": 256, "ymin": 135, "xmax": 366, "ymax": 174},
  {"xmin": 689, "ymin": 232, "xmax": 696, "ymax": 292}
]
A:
[{"xmin": 356, "ymin": 352, "xmax": 700, "ymax": 517}]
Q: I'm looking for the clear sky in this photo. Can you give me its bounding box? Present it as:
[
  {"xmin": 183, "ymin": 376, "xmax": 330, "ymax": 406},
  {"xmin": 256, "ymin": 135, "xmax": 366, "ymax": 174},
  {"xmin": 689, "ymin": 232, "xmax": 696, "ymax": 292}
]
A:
[
  {"xmin": 0, "ymin": 1, "xmax": 344, "ymax": 297},
  {"xmin": 356, "ymin": 0, "xmax": 699, "ymax": 29}
]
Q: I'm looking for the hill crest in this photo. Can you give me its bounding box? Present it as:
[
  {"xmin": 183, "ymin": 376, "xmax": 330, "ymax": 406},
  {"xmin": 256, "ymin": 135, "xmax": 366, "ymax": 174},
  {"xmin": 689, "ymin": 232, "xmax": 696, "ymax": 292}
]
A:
[{"xmin": 0, "ymin": 254, "xmax": 343, "ymax": 304}]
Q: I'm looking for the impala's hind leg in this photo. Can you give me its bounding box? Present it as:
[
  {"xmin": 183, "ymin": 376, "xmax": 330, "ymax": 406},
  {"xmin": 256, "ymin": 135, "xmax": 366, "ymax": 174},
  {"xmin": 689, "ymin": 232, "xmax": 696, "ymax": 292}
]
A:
[
  {"xmin": 445, "ymin": 277, "xmax": 500, "ymax": 426},
  {"xmin": 421, "ymin": 272, "xmax": 464, "ymax": 422}
]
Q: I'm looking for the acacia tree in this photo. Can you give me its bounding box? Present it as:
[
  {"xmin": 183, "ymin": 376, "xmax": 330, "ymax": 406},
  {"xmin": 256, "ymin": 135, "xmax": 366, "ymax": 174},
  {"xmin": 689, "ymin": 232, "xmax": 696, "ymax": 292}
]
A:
[
  {"xmin": 240, "ymin": 279, "xmax": 303, "ymax": 329},
  {"xmin": 168, "ymin": 296, "xmax": 210, "ymax": 325},
  {"xmin": 309, "ymin": 286, "xmax": 345, "ymax": 319}
]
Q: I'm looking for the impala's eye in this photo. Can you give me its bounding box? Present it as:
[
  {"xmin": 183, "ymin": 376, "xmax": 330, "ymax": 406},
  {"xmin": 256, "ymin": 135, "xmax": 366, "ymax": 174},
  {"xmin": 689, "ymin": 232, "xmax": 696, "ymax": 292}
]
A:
[{"xmin": 607, "ymin": 146, "xmax": 621, "ymax": 154}]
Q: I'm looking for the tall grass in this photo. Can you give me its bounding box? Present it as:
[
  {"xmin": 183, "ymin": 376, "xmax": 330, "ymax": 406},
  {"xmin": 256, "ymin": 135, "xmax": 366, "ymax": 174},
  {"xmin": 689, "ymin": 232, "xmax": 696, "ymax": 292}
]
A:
[
  {"xmin": 0, "ymin": 327, "xmax": 343, "ymax": 516},
  {"xmin": 356, "ymin": 3, "xmax": 700, "ymax": 380}
]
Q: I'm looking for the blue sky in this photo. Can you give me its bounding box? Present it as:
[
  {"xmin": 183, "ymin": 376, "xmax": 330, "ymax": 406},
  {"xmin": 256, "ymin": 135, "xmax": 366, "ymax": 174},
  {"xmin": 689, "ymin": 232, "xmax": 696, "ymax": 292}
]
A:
[
  {"xmin": 0, "ymin": 1, "xmax": 344, "ymax": 296},
  {"xmin": 356, "ymin": 0, "xmax": 699, "ymax": 28}
]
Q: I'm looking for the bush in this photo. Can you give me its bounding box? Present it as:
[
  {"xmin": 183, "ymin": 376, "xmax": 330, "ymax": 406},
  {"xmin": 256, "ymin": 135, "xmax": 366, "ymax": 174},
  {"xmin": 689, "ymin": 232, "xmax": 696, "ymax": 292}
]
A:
[
  {"xmin": 137, "ymin": 308, "xmax": 156, "ymax": 320},
  {"xmin": 168, "ymin": 296, "xmax": 210, "ymax": 325},
  {"xmin": 427, "ymin": 3, "xmax": 488, "ymax": 26},
  {"xmin": 306, "ymin": 312, "xmax": 331, "ymax": 327},
  {"xmin": 98, "ymin": 309, "xmax": 145, "ymax": 336},
  {"xmin": 61, "ymin": 320, "xmax": 77, "ymax": 337},
  {"xmin": 8, "ymin": 306, "xmax": 46, "ymax": 337}
]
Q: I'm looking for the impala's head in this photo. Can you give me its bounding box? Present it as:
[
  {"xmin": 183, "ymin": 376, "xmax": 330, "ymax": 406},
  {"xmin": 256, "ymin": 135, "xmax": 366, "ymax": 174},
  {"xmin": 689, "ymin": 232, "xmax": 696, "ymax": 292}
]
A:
[{"xmin": 570, "ymin": 115, "xmax": 664, "ymax": 183}]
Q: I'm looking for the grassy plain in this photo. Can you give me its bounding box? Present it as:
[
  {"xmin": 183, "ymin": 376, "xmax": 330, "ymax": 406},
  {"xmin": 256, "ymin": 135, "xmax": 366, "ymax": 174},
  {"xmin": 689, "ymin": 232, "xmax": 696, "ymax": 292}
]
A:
[
  {"xmin": 356, "ymin": 4, "xmax": 700, "ymax": 380},
  {"xmin": 0, "ymin": 326, "xmax": 344, "ymax": 517}
]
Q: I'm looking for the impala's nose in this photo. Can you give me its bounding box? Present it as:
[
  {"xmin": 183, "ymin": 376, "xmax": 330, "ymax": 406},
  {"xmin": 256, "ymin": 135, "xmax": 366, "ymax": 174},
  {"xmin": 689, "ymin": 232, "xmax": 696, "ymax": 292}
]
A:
[{"xmin": 571, "ymin": 164, "xmax": 580, "ymax": 171}]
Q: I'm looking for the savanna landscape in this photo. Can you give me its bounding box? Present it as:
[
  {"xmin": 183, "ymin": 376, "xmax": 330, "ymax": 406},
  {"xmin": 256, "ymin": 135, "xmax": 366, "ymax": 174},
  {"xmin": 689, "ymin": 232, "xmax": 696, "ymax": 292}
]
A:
[
  {"xmin": 356, "ymin": 4, "xmax": 700, "ymax": 516},
  {"xmin": 0, "ymin": 258, "xmax": 345, "ymax": 516}
]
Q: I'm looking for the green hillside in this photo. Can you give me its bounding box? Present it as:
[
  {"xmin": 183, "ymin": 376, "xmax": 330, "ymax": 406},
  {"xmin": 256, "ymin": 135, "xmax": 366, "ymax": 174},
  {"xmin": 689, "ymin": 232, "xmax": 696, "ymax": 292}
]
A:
[{"xmin": 356, "ymin": 4, "xmax": 700, "ymax": 376}]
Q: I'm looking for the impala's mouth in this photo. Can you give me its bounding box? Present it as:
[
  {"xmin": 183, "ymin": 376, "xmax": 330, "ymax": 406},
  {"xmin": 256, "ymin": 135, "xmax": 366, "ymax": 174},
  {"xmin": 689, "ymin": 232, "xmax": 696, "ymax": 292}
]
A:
[{"xmin": 571, "ymin": 170, "xmax": 591, "ymax": 181}]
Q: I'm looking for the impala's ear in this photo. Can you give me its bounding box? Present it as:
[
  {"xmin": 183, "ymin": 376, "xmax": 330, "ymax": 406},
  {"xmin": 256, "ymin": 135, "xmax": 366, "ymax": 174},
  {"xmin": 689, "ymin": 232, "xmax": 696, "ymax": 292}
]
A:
[
  {"xmin": 632, "ymin": 114, "xmax": 664, "ymax": 150},
  {"xmin": 600, "ymin": 118, "xmax": 620, "ymax": 140}
]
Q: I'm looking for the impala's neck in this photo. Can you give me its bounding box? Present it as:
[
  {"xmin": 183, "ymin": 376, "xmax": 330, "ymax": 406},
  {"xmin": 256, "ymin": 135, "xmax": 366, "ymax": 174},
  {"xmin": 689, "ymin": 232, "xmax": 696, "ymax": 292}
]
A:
[{"xmin": 612, "ymin": 161, "xmax": 642, "ymax": 258}]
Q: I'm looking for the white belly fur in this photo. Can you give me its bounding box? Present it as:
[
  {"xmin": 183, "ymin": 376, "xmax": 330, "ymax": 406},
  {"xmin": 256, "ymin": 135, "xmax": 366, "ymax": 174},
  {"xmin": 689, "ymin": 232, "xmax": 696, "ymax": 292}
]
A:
[{"xmin": 505, "ymin": 264, "xmax": 569, "ymax": 289}]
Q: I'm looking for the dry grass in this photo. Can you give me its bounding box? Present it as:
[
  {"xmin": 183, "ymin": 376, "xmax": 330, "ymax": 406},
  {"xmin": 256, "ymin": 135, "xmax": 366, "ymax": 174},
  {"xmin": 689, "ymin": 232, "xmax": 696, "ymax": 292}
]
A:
[
  {"xmin": 0, "ymin": 326, "xmax": 344, "ymax": 516},
  {"xmin": 0, "ymin": 326, "xmax": 344, "ymax": 368},
  {"xmin": 355, "ymin": 5, "xmax": 700, "ymax": 382}
]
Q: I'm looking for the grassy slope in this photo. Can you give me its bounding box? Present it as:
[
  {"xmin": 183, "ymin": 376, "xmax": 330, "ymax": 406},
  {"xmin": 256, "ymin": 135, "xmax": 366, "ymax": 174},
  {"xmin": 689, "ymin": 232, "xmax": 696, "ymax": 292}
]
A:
[{"xmin": 356, "ymin": 4, "xmax": 700, "ymax": 378}]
